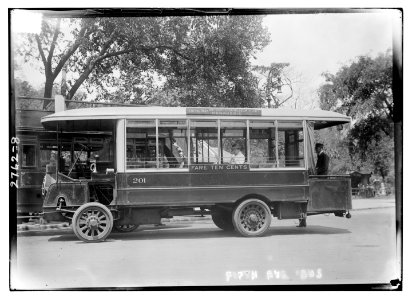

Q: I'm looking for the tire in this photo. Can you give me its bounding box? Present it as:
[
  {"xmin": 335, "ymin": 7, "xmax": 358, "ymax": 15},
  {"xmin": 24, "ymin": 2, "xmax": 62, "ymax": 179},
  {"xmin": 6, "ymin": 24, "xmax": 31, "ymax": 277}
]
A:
[
  {"xmin": 72, "ymin": 202, "xmax": 113, "ymax": 243},
  {"xmin": 113, "ymin": 223, "xmax": 139, "ymax": 232},
  {"xmin": 211, "ymin": 207, "xmax": 234, "ymax": 231},
  {"xmin": 232, "ymin": 199, "xmax": 271, "ymax": 237}
]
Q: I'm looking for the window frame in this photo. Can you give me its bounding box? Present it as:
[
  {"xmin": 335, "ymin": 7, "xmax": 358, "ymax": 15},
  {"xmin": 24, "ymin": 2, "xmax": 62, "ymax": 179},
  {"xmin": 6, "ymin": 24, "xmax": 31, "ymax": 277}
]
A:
[
  {"xmin": 125, "ymin": 118, "xmax": 190, "ymax": 172},
  {"xmin": 276, "ymin": 120, "xmax": 305, "ymax": 169},
  {"xmin": 122, "ymin": 117, "xmax": 306, "ymax": 173},
  {"xmin": 20, "ymin": 143, "xmax": 38, "ymax": 169}
]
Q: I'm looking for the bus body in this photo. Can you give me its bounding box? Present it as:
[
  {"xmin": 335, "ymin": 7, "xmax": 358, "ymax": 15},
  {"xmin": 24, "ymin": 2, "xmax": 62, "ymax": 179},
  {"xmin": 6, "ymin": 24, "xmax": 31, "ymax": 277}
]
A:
[{"xmin": 41, "ymin": 106, "xmax": 352, "ymax": 242}]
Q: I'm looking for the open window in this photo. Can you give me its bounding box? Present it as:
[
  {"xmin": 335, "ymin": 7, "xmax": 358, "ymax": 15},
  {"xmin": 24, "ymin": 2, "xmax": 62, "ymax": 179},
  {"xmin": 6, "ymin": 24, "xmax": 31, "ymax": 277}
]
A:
[
  {"xmin": 220, "ymin": 120, "xmax": 247, "ymax": 164},
  {"xmin": 277, "ymin": 121, "xmax": 304, "ymax": 168},
  {"xmin": 126, "ymin": 120, "xmax": 189, "ymax": 170},
  {"xmin": 190, "ymin": 120, "xmax": 219, "ymax": 165},
  {"xmin": 158, "ymin": 120, "xmax": 188, "ymax": 169},
  {"xmin": 126, "ymin": 120, "xmax": 157, "ymax": 169},
  {"xmin": 249, "ymin": 121, "xmax": 276, "ymax": 168}
]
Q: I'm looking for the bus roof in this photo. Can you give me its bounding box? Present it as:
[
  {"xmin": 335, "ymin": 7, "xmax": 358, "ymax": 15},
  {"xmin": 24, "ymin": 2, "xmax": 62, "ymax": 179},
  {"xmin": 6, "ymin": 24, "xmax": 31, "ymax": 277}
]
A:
[{"xmin": 41, "ymin": 106, "xmax": 351, "ymax": 130}]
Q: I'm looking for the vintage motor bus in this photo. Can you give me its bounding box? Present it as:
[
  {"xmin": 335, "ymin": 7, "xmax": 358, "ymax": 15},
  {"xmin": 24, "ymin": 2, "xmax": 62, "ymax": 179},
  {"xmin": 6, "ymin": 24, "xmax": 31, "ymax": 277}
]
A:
[{"xmin": 41, "ymin": 106, "xmax": 352, "ymax": 242}]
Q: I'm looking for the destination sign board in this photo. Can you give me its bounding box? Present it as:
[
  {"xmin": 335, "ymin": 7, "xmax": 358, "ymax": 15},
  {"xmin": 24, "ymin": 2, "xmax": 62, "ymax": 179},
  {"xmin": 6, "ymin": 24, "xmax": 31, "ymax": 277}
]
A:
[
  {"xmin": 190, "ymin": 164, "xmax": 250, "ymax": 172},
  {"xmin": 186, "ymin": 107, "xmax": 261, "ymax": 116}
]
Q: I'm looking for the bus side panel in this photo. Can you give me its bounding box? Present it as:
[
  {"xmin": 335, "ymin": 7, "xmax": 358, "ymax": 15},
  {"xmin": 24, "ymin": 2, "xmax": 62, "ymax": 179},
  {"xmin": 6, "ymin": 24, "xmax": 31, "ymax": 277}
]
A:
[
  {"xmin": 17, "ymin": 170, "xmax": 44, "ymax": 213},
  {"xmin": 115, "ymin": 170, "xmax": 309, "ymax": 206},
  {"xmin": 17, "ymin": 188, "xmax": 43, "ymax": 213},
  {"xmin": 116, "ymin": 186, "xmax": 308, "ymax": 206},
  {"xmin": 307, "ymin": 178, "xmax": 352, "ymax": 212}
]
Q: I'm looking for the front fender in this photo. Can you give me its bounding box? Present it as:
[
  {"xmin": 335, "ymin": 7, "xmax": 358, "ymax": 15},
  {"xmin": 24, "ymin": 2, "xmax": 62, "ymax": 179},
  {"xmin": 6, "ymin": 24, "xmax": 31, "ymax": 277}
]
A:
[{"xmin": 43, "ymin": 181, "xmax": 89, "ymax": 208}]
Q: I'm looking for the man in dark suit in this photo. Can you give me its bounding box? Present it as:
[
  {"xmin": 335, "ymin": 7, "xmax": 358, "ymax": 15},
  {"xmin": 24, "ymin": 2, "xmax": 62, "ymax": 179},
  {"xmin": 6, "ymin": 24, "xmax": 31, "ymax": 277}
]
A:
[{"xmin": 315, "ymin": 143, "xmax": 329, "ymax": 175}]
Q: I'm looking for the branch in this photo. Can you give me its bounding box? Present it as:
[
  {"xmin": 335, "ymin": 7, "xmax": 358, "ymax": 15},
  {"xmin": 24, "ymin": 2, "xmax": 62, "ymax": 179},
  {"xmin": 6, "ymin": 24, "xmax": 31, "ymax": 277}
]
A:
[
  {"xmin": 47, "ymin": 18, "xmax": 61, "ymax": 65},
  {"xmin": 51, "ymin": 25, "xmax": 88, "ymax": 81},
  {"xmin": 95, "ymin": 44, "xmax": 193, "ymax": 64},
  {"xmin": 95, "ymin": 49, "xmax": 134, "ymax": 62},
  {"xmin": 35, "ymin": 35, "xmax": 47, "ymax": 70},
  {"xmin": 380, "ymin": 95, "xmax": 393, "ymax": 119},
  {"xmin": 138, "ymin": 45, "xmax": 192, "ymax": 61},
  {"xmin": 67, "ymin": 43, "xmax": 191, "ymax": 100}
]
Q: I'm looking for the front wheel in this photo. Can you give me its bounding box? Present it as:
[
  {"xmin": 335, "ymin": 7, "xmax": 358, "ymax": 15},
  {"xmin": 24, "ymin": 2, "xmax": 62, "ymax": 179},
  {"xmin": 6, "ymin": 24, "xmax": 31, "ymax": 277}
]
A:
[
  {"xmin": 232, "ymin": 199, "xmax": 271, "ymax": 237},
  {"xmin": 72, "ymin": 202, "xmax": 113, "ymax": 243}
]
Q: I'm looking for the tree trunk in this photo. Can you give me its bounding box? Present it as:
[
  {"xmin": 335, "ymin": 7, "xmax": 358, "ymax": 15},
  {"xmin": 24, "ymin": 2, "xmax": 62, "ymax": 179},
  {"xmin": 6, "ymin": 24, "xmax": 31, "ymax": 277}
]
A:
[
  {"xmin": 67, "ymin": 68, "xmax": 93, "ymax": 100},
  {"xmin": 43, "ymin": 77, "xmax": 54, "ymax": 109}
]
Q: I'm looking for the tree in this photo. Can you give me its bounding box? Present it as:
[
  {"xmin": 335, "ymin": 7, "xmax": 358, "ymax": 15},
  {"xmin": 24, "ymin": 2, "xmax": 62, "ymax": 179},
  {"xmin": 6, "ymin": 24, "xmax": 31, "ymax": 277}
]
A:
[
  {"xmin": 347, "ymin": 116, "xmax": 394, "ymax": 179},
  {"xmin": 319, "ymin": 51, "xmax": 393, "ymax": 121},
  {"xmin": 253, "ymin": 63, "xmax": 297, "ymax": 108},
  {"xmin": 14, "ymin": 78, "xmax": 42, "ymax": 97},
  {"xmin": 15, "ymin": 14, "xmax": 270, "ymax": 108},
  {"xmin": 318, "ymin": 51, "xmax": 394, "ymax": 177}
]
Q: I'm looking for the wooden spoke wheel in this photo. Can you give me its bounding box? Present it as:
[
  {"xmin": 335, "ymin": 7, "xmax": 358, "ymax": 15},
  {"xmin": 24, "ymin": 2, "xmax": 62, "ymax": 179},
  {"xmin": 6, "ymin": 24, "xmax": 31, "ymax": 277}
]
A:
[
  {"xmin": 113, "ymin": 223, "xmax": 139, "ymax": 232},
  {"xmin": 211, "ymin": 207, "xmax": 234, "ymax": 231},
  {"xmin": 72, "ymin": 202, "xmax": 113, "ymax": 243},
  {"xmin": 232, "ymin": 199, "xmax": 271, "ymax": 237}
]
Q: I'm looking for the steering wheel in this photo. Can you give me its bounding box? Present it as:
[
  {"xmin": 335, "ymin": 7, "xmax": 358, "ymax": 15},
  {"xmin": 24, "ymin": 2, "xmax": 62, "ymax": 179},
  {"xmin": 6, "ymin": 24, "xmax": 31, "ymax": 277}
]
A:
[{"xmin": 90, "ymin": 162, "xmax": 96, "ymax": 173}]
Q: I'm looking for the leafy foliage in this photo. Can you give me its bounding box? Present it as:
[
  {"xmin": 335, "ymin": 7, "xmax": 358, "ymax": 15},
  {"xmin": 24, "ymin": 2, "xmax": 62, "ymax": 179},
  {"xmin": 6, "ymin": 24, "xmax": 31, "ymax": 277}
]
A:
[
  {"xmin": 317, "ymin": 51, "xmax": 395, "ymax": 178},
  {"xmin": 14, "ymin": 79, "xmax": 42, "ymax": 97},
  {"xmin": 15, "ymin": 15, "xmax": 270, "ymax": 108},
  {"xmin": 253, "ymin": 63, "xmax": 295, "ymax": 108},
  {"xmin": 319, "ymin": 51, "xmax": 393, "ymax": 121}
]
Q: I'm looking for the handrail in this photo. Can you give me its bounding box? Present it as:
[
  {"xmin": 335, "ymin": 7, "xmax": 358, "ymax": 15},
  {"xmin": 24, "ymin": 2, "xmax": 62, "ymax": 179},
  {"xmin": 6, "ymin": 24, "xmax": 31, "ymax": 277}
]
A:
[
  {"xmin": 16, "ymin": 96, "xmax": 145, "ymax": 107},
  {"xmin": 17, "ymin": 96, "xmax": 55, "ymax": 101},
  {"xmin": 309, "ymin": 175, "xmax": 351, "ymax": 178}
]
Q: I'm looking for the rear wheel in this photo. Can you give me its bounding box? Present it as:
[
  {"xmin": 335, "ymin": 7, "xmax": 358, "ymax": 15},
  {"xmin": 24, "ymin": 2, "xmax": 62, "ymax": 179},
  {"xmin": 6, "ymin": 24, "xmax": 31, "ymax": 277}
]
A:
[
  {"xmin": 72, "ymin": 202, "xmax": 113, "ymax": 243},
  {"xmin": 113, "ymin": 223, "xmax": 139, "ymax": 232},
  {"xmin": 211, "ymin": 207, "xmax": 234, "ymax": 231},
  {"xmin": 232, "ymin": 199, "xmax": 271, "ymax": 237}
]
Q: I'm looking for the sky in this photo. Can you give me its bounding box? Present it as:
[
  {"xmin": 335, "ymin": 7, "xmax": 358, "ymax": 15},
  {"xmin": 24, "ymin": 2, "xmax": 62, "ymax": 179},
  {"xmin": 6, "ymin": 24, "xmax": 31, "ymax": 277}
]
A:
[
  {"xmin": 253, "ymin": 11, "xmax": 395, "ymax": 108},
  {"xmin": 12, "ymin": 9, "xmax": 397, "ymax": 108}
]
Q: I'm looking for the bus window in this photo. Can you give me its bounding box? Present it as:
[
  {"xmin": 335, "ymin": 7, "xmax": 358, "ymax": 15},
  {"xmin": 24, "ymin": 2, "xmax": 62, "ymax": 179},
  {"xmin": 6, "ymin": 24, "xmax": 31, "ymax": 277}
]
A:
[
  {"xmin": 90, "ymin": 137, "xmax": 113, "ymax": 162},
  {"xmin": 158, "ymin": 120, "xmax": 188, "ymax": 169},
  {"xmin": 249, "ymin": 121, "xmax": 276, "ymax": 168},
  {"xmin": 39, "ymin": 142, "xmax": 71, "ymax": 173},
  {"xmin": 190, "ymin": 120, "xmax": 218, "ymax": 164},
  {"xmin": 277, "ymin": 121, "xmax": 304, "ymax": 167},
  {"xmin": 21, "ymin": 144, "xmax": 36, "ymax": 168},
  {"xmin": 40, "ymin": 148, "xmax": 53, "ymax": 171},
  {"xmin": 220, "ymin": 121, "xmax": 246, "ymax": 164},
  {"xmin": 126, "ymin": 120, "xmax": 157, "ymax": 169}
]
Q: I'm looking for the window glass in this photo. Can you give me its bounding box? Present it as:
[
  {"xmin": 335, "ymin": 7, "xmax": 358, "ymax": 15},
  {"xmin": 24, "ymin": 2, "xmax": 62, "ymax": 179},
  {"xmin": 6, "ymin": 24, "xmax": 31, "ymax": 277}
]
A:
[
  {"xmin": 277, "ymin": 121, "xmax": 304, "ymax": 167},
  {"xmin": 158, "ymin": 120, "xmax": 188, "ymax": 168},
  {"xmin": 249, "ymin": 121, "xmax": 276, "ymax": 168},
  {"xmin": 220, "ymin": 121, "xmax": 246, "ymax": 164},
  {"xmin": 190, "ymin": 120, "xmax": 218, "ymax": 164},
  {"xmin": 90, "ymin": 137, "xmax": 113, "ymax": 162},
  {"xmin": 126, "ymin": 120, "xmax": 156, "ymax": 169},
  {"xmin": 22, "ymin": 144, "xmax": 36, "ymax": 168},
  {"xmin": 40, "ymin": 143, "xmax": 56, "ymax": 171}
]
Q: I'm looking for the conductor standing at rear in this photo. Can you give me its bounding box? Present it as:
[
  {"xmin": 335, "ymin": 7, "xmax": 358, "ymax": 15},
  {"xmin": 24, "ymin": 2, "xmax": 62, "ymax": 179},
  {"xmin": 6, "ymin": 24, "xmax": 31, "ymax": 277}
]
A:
[{"xmin": 315, "ymin": 143, "xmax": 329, "ymax": 175}]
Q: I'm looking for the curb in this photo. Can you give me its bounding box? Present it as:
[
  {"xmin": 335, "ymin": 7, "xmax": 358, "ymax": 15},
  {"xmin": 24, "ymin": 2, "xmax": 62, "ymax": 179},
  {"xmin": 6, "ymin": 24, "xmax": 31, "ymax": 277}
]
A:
[
  {"xmin": 16, "ymin": 216, "xmax": 212, "ymax": 232},
  {"xmin": 351, "ymin": 205, "xmax": 395, "ymax": 211},
  {"xmin": 16, "ymin": 205, "xmax": 394, "ymax": 233}
]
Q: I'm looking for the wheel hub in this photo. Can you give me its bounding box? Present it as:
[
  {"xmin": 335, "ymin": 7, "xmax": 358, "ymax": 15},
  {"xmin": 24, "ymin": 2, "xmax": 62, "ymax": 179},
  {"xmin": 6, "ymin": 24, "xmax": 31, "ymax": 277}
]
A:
[
  {"xmin": 249, "ymin": 213, "xmax": 259, "ymax": 223},
  {"xmin": 88, "ymin": 217, "xmax": 99, "ymax": 228},
  {"xmin": 242, "ymin": 207, "xmax": 265, "ymax": 229}
]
